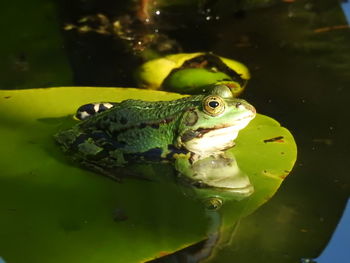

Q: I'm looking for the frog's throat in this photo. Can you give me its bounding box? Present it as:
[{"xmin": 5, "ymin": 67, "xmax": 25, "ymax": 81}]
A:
[
  {"xmin": 181, "ymin": 126, "xmax": 238, "ymax": 157},
  {"xmin": 182, "ymin": 114, "xmax": 254, "ymax": 142},
  {"xmin": 179, "ymin": 116, "xmax": 254, "ymax": 158}
]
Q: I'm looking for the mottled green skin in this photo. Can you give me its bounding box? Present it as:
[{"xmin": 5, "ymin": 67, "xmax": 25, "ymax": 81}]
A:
[
  {"xmin": 82, "ymin": 96, "xmax": 202, "ymax": 154},
  {"xmin": 57, "ymin": 96, "xmax": 201, "ymax": 156},
  {"xmin": 55, "ymin": 86, "xmax": 255, "ymax": 179}
]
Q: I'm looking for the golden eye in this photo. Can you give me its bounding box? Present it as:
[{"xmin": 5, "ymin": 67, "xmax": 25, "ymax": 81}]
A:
[{"xmin": 203, "ymin": 95, "xmax": 225, "ymax": 116}]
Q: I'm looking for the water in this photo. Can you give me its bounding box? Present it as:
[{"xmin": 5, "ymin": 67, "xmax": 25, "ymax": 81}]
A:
[
  {"xmin": 1, "ymin": 0, "xmax": 349, "ymax": 262},
  {"xmin": 341, "ymin": 1, "xmax": 350, "ymax": 24},
  {"xmin": 316, "ymin": 199, "xmax": 350, "ymax": 263}
]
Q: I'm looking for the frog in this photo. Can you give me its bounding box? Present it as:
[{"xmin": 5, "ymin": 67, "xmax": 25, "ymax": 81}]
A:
[{"xmin": 54, "ymin": 84, "xmax": 256, "ymax": 194}]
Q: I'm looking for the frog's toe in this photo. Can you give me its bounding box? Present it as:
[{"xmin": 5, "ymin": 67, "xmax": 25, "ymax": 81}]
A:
[{"xmin": 76, "ymin": 102, "xmax": 116, "ymax": 120}]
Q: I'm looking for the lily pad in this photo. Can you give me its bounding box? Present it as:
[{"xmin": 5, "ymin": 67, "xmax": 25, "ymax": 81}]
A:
[
  {"xmin": 134, "ymin": 53, "xmax": 250, "ymax": 95},
  {"xmin": 0, "ymin": 87, "xmax": 296, "ymax": 263}
]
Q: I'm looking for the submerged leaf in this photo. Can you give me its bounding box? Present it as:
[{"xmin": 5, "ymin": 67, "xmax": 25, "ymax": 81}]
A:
[{"xmin": 0, "ymin": 0, "xmax": 72, "ymax": 89}]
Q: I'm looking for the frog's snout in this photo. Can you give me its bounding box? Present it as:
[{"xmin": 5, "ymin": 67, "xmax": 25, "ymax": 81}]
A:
[
  {"xmin": 239, "ymin": 100, "xmax": 256, "ymax": 117},
  {"xmin": 247, "ymin": 103, "xmax": 256, "ymax": 115}
]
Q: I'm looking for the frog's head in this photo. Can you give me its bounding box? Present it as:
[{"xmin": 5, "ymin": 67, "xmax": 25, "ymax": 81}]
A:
[{"xmin": 177, "ymin": 85, "xmax": 256, "ymax": 157}]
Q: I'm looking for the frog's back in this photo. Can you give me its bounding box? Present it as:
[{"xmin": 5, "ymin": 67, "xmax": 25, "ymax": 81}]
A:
[
  {"xmin": 79, "ymin": 96, "xmax": 202, "ymax": 131},
  {"xmin": 54, "ymin": 96, "xmax": 201, "ymax": 171}
]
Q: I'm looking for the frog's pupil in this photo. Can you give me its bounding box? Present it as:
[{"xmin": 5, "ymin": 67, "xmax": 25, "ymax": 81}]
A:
[{"xmin": 209, "ymin": 101, "xmax": 219, "ymax": 108}]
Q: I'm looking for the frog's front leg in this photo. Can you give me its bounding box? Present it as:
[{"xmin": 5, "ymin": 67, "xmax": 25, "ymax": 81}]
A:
[
  {"xmin": 75, "ymin": 102, "xmax": 117, "ymax": 120},
  {"xmin": 174, "ymin": 153, "xmax": 197, "ymax": 181}
]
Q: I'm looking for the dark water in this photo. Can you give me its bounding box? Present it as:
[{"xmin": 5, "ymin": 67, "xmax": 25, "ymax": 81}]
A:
[
  {"xmin": 61, "ymin": 1, "xmax": 350, "ymax": 261},
  {"xmin": 1, "ymin": 0, "xmax": 349, "ymax": 262}
]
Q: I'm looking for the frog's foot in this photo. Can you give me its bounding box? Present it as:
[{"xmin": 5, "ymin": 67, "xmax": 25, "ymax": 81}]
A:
[{"xmin": 75, "ymin": 102, "xmax": 117, "ymax": 120}]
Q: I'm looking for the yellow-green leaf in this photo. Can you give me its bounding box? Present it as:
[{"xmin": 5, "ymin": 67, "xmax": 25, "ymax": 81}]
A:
[{"xmin": 0, "ymin": 87, "xmax": 296, "ymax": 263}]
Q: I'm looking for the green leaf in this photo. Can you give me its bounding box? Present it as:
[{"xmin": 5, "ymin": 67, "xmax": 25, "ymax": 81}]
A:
[
  {"xmin": 218, "ymin": 113, "xmax": 297, "ymax": 239},
  {"xmin": 134, "ymin": 53, "xmax": 250, "ymax": 94},
  {"xmin": 0, "ymin": 87, "xmax": 296, "ymax": 263}
]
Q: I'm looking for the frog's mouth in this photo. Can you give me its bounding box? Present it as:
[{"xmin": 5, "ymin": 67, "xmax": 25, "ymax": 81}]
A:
[
  {"xmin": 195, "ymin": 114, "xmax": 256, "ymax": 137},
  {"xmin": 182, "ymin": 114, "xmax": 255, "ymax": 142},
  {"xmin": 181, "ymin": 114, "xmax": 255, "ymax": 156}
]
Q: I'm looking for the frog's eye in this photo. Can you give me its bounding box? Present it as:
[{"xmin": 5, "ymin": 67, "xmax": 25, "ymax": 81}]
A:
[{"xmin": 203, "ymin": 95, "xmax": 225, "ymax": 116}]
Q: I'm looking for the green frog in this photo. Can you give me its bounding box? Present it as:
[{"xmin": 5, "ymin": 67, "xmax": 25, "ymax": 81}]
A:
[{"xmin": 55, "ymin": 85, "xmax": 256, "ymax": 196}]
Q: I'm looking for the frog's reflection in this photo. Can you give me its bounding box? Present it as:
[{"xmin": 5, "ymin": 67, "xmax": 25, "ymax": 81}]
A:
[
  {"xmin": 150, "ymin": 153, "xmax": 252, "ymax": 263},
  {"xmin": 177, "ymin": 153, "xmax": 254, "ymax": 206},
  {"xmin": 171, "ymin": 155, "xmax": 254, "ymax": 262}
]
